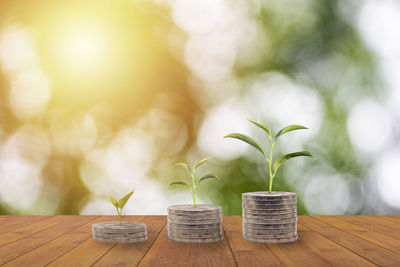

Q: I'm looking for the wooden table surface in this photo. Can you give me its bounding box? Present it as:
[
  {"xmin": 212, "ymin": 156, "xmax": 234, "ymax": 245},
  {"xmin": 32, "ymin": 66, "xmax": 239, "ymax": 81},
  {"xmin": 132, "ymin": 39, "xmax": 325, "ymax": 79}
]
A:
[{"xmin": 0, "ymin": 215, "xmax": 399, "ymax": 266}]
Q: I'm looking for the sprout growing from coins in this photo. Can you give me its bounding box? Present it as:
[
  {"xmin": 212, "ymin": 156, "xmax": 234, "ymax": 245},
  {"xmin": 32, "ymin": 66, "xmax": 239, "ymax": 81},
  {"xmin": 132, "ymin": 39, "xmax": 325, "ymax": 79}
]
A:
[
  {"xmin": 109, "ymin": 189, "xmax": 134, "ymax": 226},
  {"xmin": 169, "ymin": 158, "xmax": 220, "ymax": 208}
]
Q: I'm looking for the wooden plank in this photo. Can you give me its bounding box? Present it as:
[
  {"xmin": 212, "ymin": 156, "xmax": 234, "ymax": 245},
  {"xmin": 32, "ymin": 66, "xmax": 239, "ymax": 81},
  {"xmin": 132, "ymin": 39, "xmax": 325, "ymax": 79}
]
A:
[
  {"xmin": 138, "ymin": 216, "xmax": 236, "ymax": 267},
  {"xmin": 0, "ymin": 216, "xmax": 97, "ymax": 265},
  {"xmin": 314, "ymin": 216, "xmax": 400, "ymax": 255},
  {"xmin": 47, "ymin": 216, "xmax": 145, "ymax": 267},
  {"xmin": 93, "ymin": 216, "xmax": 166, "ymax": 266},
  {"xmin": 222, "ymin": 216, "xmax": 283, "ymax": 267},
  {"xmin": 0, "ymin": 216, "xmax": 68, "ymax": 247},
  {"xmin": 297, "ymin": 222, "xmax": 375, "ymax": 266},
  {"xmin": 267, "ymin": 220, "xmax": 369, "ymax": 267},
  {"xmin": 3, "ymin": 216, "xmax": 116, "ymax": 267},
  {"xmin": 0, "ymin": 216, "xmax": 51, "ymax": 234},
  {"xmin": 300, "ymin": 216, "xmax": 400, "ymax": 266},
  {"xmin": 337, "ymin": 216, "xmax": 400, "ymax": 240},
  {"xmin": 0, "ymin": 216, "xmax": 18, "ymax": 223},
  {"xmin": 380, "ymin": 216, "xmax": 400, "ymax": 223}
]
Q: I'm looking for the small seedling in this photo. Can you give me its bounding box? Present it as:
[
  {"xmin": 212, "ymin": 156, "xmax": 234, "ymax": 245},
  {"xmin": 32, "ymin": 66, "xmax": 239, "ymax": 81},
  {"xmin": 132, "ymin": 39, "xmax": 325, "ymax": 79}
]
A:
[
  {"xmin": 109, "ymin": 189, "xmax": 134, "ymax": 226},
  {"xmin": 224, "ymin": 119, "xmax": 313, "ymax": 193},
  {"xmin": 169, "ymin": 158, "xmax": 220, "ymax": 208}
]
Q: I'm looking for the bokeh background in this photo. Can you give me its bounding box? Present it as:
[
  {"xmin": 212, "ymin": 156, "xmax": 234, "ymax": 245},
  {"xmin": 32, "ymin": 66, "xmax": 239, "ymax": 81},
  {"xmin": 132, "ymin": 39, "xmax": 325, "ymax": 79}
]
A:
[{"xmin": 0, "ymin": 0, "xmax": 399, "ymax": 215}]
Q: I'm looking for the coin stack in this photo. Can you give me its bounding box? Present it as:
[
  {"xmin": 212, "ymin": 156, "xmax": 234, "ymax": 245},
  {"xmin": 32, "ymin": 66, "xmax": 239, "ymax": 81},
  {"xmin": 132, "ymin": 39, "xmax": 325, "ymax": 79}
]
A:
[
  {"xmin": 167, "ymin": 204, "xmax": 223, "ymax": 243},
  {"xmin": 242, "ymin": 192, "xmax": 298, "ymax": 243},
  {"xmin": 92, "ymin": 222, "xmax": 147, "ymax": 243}
]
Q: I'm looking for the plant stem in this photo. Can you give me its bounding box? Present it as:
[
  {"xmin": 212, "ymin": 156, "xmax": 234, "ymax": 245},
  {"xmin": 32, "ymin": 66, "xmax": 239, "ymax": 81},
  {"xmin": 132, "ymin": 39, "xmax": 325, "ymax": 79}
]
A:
[
  {"xmin": 116, "ymin": 207, "xmax": 122, "ymax": 226},
  {"xmin": 268, "ymin": 140, "xmax": 274, "ymax": 193},
  {"xmin": 191, "ymin": 172, "xmax": 196, "ymax": 208}
]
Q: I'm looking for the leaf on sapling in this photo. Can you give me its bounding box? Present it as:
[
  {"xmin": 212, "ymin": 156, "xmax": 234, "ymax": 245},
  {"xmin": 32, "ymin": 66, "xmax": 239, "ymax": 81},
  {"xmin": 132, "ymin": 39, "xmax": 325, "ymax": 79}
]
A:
[
  {"xmin": 194, "ymin": 158, "xmax": 209, "ymax": 172},
  {"xmin": 224, "ymin": 133, "xmax": 266, "ymax": 157},
  {"xmin": 274, "ymin": 125, "xmax": 308, "ymax": 142},
  {"xmin": 175, "ymin": 162, "xmax": 192, "ymax": 174},
  {"xmin": 274, "ymin": 151, "xmax": 314, "ymax": 173},
  {"xmin": 118, "ymin": 189, "xmax": 134, "ymax": 210},
  {"xmin": 169, "ymin": 181, "xmax": 192, "ymax": 192},
  {"xmin": 109, "ymin": 196, "xmax": 118, "ymax": 209},
  {"xmin": 248, "ymin": 119, "xmax": 271, "ymax": 139},
  {"xmin": 197, "ymin": 173, "xmax": 220, "ymax": 186}
]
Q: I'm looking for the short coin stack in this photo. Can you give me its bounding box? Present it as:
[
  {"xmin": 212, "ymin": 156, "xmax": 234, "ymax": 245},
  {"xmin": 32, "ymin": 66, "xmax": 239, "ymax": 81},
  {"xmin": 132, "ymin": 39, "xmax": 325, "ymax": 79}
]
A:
[
  {"xmin": 167, "ymin": 204, "xmax": 223, "ymax": 243},
  {"xmin": 92, "ymin": 222, "xmax": 147, "ymax": 243},
  {"xmin": 242, "ymin": 192, "xmax": 298, "ymax": 243}
]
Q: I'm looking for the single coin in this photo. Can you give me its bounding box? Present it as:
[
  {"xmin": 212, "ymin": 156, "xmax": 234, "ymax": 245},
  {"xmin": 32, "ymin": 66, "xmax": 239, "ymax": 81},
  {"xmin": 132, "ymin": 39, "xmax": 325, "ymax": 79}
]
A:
[
  {"xmin": 242, "ymin": 222, "xmax": 297, "ymax": 229},
  {"xmin": 242, "ymin": 199, "xmax": 297, "ymax": 207},
  {"xmin": 242, "ymin": 192, "xmax": 296, "ymax": 200},
  {"xmin": 168, "ymin": 213, "xmax": 222, "ymax": 221},
  {"xmin": 168, "ymin": 235, "xmax": 223, "ymax": 243},
  {"xmin": 167, "ymin": 222, "xmax": 222, "ymax": 229},
  {"xmin": 243, "ymin": 231, "xmax": 297, "ymax": 239},
  {"xmin": 167, "ymin": 218, "xmax": 222, "ymax": 225},
  {"xmin": 243, "ymin": 217, "xmax": 297, "ymax": 225},
  {"xmin": 93, "ymin": 235, "xmax": 147, "ymax": 243},
  {"xmin": 242, "ymin": 206, "xmax": 297, "ymax": 215},
  {"xmin": 93, "ymin": 231, "xmax": 147, "ymax": 239},
  {"xmin": 242, "ymin": 203, "xmax": 297, "ymax": 210},
  {"xmin": 242, "ymin": 212, "xmax": 297, "ymax": 220},
  {"xmin": 92, "ymin": 222, "xmax": 146, "ymax": 234},
  {"xmin": 168, "ymin": 205, "xmax": 222, "ymax": 215},
  {"xmin": 242, "ymin": 226, "xmax": 297, "ymax": 235},
  {"xmin": 243, "ymin": 234, "xmax": 298, "ymax": 243},
  {"xmin": 167, "ymin": 226, "xmax": 221, "ymax": 234},
  {"xmin": 168, "ymin": 230, "xmax": 223, "ymax": 238}
]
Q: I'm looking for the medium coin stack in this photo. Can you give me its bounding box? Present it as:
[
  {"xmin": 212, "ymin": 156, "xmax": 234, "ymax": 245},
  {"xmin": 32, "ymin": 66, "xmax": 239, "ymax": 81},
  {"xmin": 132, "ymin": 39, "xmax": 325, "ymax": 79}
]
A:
[
  {"xmin": 167, "ymin": 204, "xmax": 223, "ymax": 243},
  {"xmin": 92, "ymin": 222, "xmax": 147, "ymax": 243},
  {"xmin": 242, "ymin": 192, "xmax": 298, "ymax": 243}
]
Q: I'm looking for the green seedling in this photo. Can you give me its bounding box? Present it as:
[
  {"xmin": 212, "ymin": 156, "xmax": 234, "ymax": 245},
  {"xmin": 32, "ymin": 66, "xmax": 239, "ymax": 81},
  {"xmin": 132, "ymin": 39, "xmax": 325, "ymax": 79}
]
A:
[
  {"xmin": 224, "ymin": 119, "xmax": 313, "ymax": 193},
  {"xmin": 169, "ymin": 158, "xmax": 220, "ymax": 208},
  {"xmin": 109, "ymin": 189, "xmax": 134, "ymax": 226}
]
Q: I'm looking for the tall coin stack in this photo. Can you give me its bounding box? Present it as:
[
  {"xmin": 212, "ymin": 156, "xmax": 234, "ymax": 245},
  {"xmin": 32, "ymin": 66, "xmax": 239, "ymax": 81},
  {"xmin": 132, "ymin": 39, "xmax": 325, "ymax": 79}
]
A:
[
  {"xmin": 167, "ymin": 204, "xmax": 223, "ymax": 243},
  {"xmin": 92, "ymin": 222, "xmax": 147, "ymax": 243},
  {"xmin": 242, "ymin": 192, "xmax": 298, "ymax": 243}
]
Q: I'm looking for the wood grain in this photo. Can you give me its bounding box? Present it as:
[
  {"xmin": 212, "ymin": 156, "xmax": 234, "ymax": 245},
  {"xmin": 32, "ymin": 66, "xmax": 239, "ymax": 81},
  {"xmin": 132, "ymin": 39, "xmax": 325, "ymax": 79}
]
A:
[
  {"xmin": 139, "ymin": 217, "xmax": 236, "ymax": 267},
  {"xmin": 296, "ymin": 221, "xmax": 375, "ymax": 266},
  {"xmin": 3, "ymin": 216, "xmax": 115, "ymax": 267},
  {"xmin": 0, "ymin": 216, "xmax": 66, "ymax": 247},
  {"xmin": 93, "ymin": 216, "xmax": 165, "ymax": 266},
  {"xmin": 0, "ymin": 215, "xmax": 399, "ymax": 266},
  {"xmin": 314, "ymin": 215, "xmax": 400, "ymax": 255},
  {"xmin": 223, "ymin": 215, "xmax": 283, "ymax": 267},
  {"xmin": 0, "ymin": 215, "xmax": 50, "ymax": 235},
  {"xmin": 0, "ymin": 216, "xmax": 97, "ymax": 265},
  {"xmin": 299, "ymin": 216, "xmax": 400, "ymax": 266},
  {"xmin": 46, "ymin": 216, "xmax": 145, "ymax": 267},
  {"xmin": 337, "ymin": 215, "xmax": 400, "ymax": 240}
]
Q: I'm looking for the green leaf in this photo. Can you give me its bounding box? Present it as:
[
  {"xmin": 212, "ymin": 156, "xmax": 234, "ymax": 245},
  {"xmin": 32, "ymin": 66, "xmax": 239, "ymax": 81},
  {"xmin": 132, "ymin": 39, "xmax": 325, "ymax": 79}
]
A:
[
  {"xmin": 194, "ymin": 158, "xmax": 209, "ymax": 171},
  {"xmin": 248, "ymin": 119, "xmax": 271, "ymax": 139},
  {"xmin": 274, "ymin": 125, "xmax": 308, "ymax": 141},
  {"xmin": 169, "ymin": 181, "xmax": 192, "ymax": 192},
  {"xmin": 197, "ymin": 173, "xmax": 220, "ymax": 186},
  {"xmin": 109, "ymin": 196, "xmax": 118, "ymax": 208},
  {"xmin": 175, "ymin": 162, "xmax": 192, "ymax": 174},
  {"xmin": 224, "ymin": 133, "xmax": 266, "ymax": 157},
  {"xmin": 118, "ymin": 189, "xmax": 134, "ymax": 210},
  {"xmin": 274, "ymin": 151, "xmax": 314, "ymax": 173}
]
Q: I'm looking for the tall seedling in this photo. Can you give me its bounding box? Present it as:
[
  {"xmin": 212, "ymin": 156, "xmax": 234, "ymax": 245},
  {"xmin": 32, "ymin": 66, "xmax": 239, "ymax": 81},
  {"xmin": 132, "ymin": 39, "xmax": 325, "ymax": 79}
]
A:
[{"xmin": 225, "ymin": 120, "xmax": 313, "ymax": 192}]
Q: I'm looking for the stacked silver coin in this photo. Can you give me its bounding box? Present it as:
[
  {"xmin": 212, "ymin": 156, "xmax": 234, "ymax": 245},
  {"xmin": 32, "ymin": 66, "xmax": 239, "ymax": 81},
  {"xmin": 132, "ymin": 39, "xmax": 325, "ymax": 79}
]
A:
[
  {"xmin": 92, "ymin": 222, "xmax": 147, "ymax": 243},
  {"xmin": 242, "ymin": 192, "xmax": 298, "ymax": 243},
  {"xmin": 167, "ymin": 204, "xmax": 223, "ymax": 243}
]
